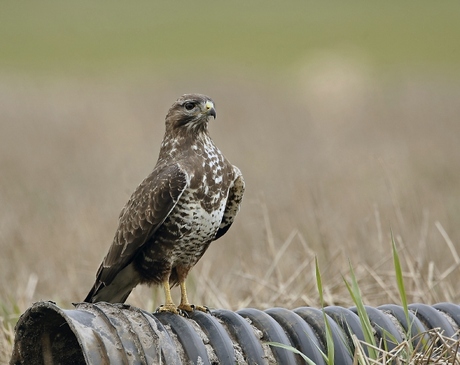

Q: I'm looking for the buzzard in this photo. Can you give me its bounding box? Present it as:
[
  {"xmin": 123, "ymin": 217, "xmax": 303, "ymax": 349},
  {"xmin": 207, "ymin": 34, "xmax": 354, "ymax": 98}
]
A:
[{"xmin": 84, "ymin": 94, "xmax": 244, "ymax": 314}]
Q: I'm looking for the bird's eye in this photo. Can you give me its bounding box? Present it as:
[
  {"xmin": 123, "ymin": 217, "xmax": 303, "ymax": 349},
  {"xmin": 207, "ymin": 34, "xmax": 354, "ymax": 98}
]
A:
[{"xmin": 184, "ymin": 102, "xmax": 195, "ymax": 111}]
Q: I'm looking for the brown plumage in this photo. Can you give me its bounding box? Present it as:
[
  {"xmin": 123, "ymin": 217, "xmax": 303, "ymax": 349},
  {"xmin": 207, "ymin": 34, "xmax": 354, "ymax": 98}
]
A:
[{"xmin": 84, "ymin": 94, "xmax": 244, "ymax": 313}]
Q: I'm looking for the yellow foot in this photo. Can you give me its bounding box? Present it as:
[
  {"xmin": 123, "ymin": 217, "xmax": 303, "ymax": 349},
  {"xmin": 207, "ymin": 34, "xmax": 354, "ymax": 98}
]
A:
[
  {"xmin": 178, "ymin": 303, "xmax": 210, "ymax": 313},
  {"xmin": 156, "ymin": 303, "xmax": 180, "ymax": 314}
]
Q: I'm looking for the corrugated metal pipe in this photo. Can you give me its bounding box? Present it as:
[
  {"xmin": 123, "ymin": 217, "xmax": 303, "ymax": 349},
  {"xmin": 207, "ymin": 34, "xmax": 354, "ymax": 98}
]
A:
[{"xmin": 10, "ymin": 301, "xmax": 460, "ymax": 364}]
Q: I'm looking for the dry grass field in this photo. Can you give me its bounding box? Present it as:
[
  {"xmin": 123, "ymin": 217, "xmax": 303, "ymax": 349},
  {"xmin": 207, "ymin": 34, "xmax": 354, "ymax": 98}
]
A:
[
  {"xmin": 2, "ymin": 1, "xmax": 460, "ymax": 362},
  {"xmin": 1, "ymin": 68, "xmax": 460, "ymax": 362}
]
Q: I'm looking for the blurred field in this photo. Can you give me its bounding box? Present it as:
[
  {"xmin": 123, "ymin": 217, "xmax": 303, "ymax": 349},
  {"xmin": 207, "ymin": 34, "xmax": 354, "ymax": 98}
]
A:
[
  {"xmin": 1, "ymin": 1, "xmax": 460, "ymax": 362},
  {"xmin": 2, "ymin": 71, "xmax": 460, "ymax": 309}
]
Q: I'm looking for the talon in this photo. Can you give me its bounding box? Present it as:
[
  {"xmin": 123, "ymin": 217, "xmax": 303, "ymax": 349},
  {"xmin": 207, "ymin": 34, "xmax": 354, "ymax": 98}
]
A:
[
  {"xmin": 195, "ymin": 305, "xmax": 211, "ymax": 313},
  {"xmin": 177, "ymin": 303, "xmax": 195, "ymax": 312},
  {"xmin": 178, "ymin": 303, "xmax": 210, "ymax": 313},
  {"xmin": 179, "ymin": 309, "xmax": 190, "ymax": 318},
  {"xmin": 156, "ymin": 304, "xmax": 180, "ymax": 314}
]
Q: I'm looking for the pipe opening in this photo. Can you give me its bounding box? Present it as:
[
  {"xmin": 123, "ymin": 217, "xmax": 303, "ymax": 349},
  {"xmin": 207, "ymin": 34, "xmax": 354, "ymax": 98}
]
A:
[{"xmin": 11, "ymin": 305, "xmax": 85, "ymax": 365}]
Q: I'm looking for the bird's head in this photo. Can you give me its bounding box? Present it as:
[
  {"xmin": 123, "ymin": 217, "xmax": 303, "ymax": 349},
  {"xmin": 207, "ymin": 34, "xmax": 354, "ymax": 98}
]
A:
[{"xmin": 165, "ymin": 94, "xmax": 216, "ymax": 133}]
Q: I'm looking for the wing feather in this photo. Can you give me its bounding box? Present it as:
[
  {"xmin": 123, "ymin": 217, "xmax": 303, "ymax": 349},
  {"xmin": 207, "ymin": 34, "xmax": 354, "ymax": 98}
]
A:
[
  {"xmin": 215, "ymin": 166, "xmax": 245, "ymax": 240},
  {"xmin": 93, "ymin": 163, "xmax": 188, "ymax": 290}
]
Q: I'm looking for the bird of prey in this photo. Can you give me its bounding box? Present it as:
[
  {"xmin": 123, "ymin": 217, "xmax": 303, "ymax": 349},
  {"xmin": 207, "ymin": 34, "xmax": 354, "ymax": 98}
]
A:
[{"xmin": 84, "ymin": 94, "xmax": 245, "ymax": 314}]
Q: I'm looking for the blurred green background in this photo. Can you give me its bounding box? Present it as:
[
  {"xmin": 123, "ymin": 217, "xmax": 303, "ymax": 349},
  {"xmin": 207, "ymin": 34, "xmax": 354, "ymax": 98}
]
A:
[{"xmin": 1, "ymin": 0, "xmax": 460, "ymax": 78}]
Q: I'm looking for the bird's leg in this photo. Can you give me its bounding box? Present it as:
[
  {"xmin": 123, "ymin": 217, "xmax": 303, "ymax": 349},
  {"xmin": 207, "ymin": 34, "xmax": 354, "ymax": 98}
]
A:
[
  {"xmin": 176, "ymin": 266, "xmax": 208, "ymax": 313},
  {"xmin": 177, "ymin": 280, "xmax": 194, "ymax": 312},
  {"xmin": 157, "ymin": 279, "xmax": 179, "ymax": 314}
]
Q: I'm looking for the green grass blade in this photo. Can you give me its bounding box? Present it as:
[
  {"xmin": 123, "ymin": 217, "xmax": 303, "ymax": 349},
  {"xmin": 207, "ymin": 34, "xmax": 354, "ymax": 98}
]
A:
[
  {"xmin": 267, "ymin": 342, "xmax": 318, "ymax": 365},
  {"xmin": 316, "ymin": 257, "xmax": 335, "ymax": 364},
  {"xmin": 391, "ymin": 230, "xmax": 410, "ymax": 325},
  {"xmin": 315, "ymin": 256, "xmax": 323, "ymax": 304},
  {"xmin": 344, "ymin": 261, "xmax": 379, "ymax": 360}
]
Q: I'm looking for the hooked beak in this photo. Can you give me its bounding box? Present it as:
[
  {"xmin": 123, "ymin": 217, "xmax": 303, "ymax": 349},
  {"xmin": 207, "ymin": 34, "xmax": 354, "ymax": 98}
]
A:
[{"xmin": 205, "ymin": 100, "xmax": 216, "ymax": 119}]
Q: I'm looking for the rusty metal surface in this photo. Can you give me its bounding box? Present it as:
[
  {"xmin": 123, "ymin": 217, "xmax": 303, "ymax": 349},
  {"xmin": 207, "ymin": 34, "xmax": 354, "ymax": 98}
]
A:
[{"xmin": 10, "ymin": 301, "xmax": 460, "ymax": 364}]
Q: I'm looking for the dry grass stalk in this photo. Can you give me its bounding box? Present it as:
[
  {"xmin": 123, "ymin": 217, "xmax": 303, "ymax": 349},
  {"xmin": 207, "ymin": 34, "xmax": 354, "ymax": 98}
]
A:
[{"xmin": 2, "ymin": 74, "xmax": 460, "ymax": 363}]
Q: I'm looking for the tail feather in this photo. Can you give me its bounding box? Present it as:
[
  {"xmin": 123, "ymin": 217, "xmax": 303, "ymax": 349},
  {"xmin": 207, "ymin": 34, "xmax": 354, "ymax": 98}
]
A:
[
  {"xmin": 83, "ymin": 284, "xmax": 98, "ymax": 303},
  {"xmin": 84, "ymin": 263, "xmax": 139, "ymax": 304}
]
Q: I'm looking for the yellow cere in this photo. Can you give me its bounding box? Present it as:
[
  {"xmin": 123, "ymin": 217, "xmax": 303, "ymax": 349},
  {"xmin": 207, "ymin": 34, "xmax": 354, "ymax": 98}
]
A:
[{"xmin": 205, "ymin": 101, "xmax": 214, "ymax": 110}]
